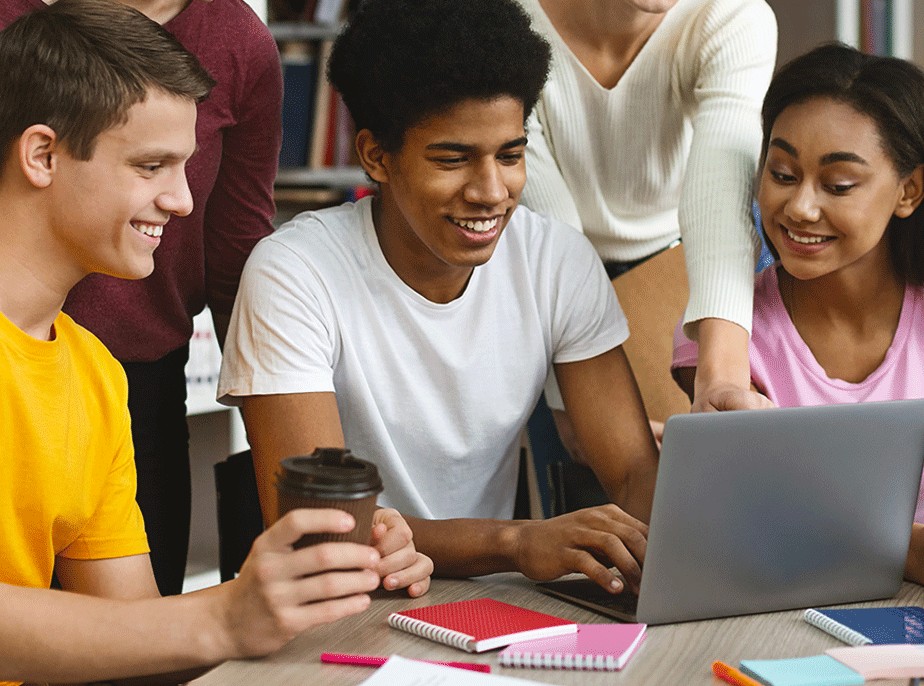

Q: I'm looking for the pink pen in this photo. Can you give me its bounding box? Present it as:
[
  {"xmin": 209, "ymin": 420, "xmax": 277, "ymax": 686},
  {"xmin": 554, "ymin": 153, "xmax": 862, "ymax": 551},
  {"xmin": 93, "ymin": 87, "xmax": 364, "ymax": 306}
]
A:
[{"xmin": 321, "ymin": 652, "xmax": 491, "ymax": 673}]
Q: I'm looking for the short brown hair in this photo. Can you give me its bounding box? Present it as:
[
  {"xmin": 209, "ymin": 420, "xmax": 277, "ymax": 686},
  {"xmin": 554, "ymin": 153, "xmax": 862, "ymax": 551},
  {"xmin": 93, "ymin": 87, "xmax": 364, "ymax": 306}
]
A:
[{"xmin": 0, "ymin": 0, "xmax": 215, "ymax": 162}]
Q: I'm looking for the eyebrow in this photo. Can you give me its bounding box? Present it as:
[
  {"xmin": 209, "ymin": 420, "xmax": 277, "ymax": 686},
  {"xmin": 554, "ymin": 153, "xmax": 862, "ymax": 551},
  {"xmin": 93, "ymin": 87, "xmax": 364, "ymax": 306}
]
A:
[
  {"xmin": 128, "ymin": 144, "xmax": 200, "ymax": 162},
  {"xmin": 819, "ymin": 151, "xmax": 869, "ymax": 166},
  {"xmin": 425, "ymin": 136, "xmax": 529, "ymax": 153},
  {"xmin": 768, "ymin": 138, "xmax": 869, "ymax": 166}
]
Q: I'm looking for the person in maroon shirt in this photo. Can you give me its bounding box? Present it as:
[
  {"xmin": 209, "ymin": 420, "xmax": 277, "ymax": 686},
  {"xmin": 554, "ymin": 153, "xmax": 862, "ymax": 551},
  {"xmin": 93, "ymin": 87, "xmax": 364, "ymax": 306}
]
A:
[{"xmin": 0, "ymin": 0, "xmax": 282, "ymax": 595}]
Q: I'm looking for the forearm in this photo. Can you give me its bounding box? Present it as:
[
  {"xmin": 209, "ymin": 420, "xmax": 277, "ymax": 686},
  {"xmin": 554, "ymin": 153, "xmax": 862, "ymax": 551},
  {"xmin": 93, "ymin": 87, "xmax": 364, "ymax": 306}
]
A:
[
  {"xmin": 242, "ymin": 393, "xmax": 346, "ymax": 526},
  {"xmin": 556, "ymin": 347, "xmax": 659, "ymax": 522},
  {"xmin": 111, "ymin": 668, "xmax": 208, "ymax": 685},
  {"xmin": 0, "ymin": 584, "xmax": 230, "ymax": 684},
  {"xmin": 608, "ymin": 456, "xmax": 658, "ymax": 524},
  {"xmin": 404, "ymin": 507, "xmax": 649, "ymax": 594},
  {"xmin": 521, "ymin": 110, "xmax": 583, "ymax": 231},
  {"xmin": 571, "ymin": 388, "xmax": 657, "ymax": 522},
  {"xmin": 576, "ymin": 384, "xmax": 658, "ymax": 522},
  {"xmin": 403, "ymin": 516, "xmax": 525, "ymax": 578},
  {"xmin": 905, "ymin": 523, "xmax": 924, "ymax": 585},
  {"xmin": 693, "ymin": 318, "xmax": 751, "ymax": 394}
]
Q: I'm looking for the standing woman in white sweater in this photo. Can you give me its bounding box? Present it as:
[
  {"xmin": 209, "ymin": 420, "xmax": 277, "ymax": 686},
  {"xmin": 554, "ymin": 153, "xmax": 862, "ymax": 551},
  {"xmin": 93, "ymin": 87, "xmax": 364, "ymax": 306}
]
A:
[{"xmin": 520, "ymin": 0, "xmax": 777, "ymax": 425}]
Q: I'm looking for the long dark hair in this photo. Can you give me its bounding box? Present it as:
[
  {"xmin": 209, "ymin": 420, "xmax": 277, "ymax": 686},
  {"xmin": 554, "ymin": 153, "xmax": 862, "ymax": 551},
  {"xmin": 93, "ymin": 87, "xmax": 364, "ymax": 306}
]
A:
[{"xmin": 761, "ymin": 43, "xmax": 924, "ymax": 285}]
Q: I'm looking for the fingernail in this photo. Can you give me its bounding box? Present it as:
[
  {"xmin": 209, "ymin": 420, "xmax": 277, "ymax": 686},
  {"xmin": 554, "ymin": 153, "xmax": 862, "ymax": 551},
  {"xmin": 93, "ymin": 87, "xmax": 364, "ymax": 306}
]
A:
[{"xmin": 610, "ymin": 578, "xmax": 623, "ymax": 592}]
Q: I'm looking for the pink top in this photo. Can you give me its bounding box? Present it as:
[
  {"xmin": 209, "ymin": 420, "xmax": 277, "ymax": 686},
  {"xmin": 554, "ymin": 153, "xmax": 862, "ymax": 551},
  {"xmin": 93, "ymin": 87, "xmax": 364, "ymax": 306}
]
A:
[
  {"xmin": 673, "ymin": 265, "xmax": 924, "ymax": 519},
  {"xmin": 0, "ymin": 0, "xmax": 281, "ymax": 361}
]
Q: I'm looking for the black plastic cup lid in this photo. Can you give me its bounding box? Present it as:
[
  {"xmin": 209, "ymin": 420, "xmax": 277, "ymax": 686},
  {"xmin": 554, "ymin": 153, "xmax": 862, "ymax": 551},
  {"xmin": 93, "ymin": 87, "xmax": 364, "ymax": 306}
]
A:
[{"xmin": 277, "ymin": 447, "xmax": 383, "ymax": 498}]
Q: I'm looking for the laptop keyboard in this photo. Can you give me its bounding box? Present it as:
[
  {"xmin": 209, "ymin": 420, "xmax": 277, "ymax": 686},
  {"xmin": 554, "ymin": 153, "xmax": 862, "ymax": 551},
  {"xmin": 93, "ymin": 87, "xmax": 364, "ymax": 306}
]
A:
[{"xmin": 537, "ymin": 578, "xmax": 639, "ymax": 619}]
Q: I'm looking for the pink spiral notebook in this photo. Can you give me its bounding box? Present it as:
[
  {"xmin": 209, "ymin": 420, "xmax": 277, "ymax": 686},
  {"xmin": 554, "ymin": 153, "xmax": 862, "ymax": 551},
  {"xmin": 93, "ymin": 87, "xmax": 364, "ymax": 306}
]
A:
[
  {"xmin": 498, "ymin": 623, "xmax": 647, "ymax": 671},
  {"xmin": 387, "ymin": 598, "xmax": 577, "ymax": 653}
]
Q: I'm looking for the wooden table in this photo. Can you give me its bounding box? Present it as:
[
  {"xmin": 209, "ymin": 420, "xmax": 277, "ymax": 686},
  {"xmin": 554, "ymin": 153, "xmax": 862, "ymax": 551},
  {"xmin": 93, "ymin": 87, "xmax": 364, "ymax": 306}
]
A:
[{"xmin": 191, "ymin": 574, "xmax": 924, "ymax": 685}]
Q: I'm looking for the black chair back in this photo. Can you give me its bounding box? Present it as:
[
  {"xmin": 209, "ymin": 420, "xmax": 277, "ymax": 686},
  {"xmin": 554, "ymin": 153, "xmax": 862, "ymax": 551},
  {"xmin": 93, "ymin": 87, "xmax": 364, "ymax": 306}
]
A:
[{"xmin": 214, "ymin": 450, "xmax": 264, "ymax": 581}]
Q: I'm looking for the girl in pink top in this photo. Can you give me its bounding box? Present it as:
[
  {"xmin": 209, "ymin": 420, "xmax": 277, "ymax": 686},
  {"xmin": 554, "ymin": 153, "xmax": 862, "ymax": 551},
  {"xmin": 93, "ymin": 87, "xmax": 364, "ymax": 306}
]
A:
[{"xmin": 672, "ymin": 43, "xmax": 924, "ymax": 584}]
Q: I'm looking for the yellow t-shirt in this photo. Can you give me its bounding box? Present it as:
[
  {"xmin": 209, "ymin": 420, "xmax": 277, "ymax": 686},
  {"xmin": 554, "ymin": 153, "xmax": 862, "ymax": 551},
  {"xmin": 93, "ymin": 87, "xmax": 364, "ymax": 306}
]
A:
[{"xmin": 0, "ymin": 310, "xmax": 149, "ymax": 590}]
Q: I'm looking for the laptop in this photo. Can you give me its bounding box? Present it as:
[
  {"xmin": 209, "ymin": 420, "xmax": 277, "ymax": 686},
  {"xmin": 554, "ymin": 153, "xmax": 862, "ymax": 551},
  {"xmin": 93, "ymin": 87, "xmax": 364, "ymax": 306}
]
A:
[{"xmin": 538, "ymin": 399, "xmax": 924, "ymax": 625}]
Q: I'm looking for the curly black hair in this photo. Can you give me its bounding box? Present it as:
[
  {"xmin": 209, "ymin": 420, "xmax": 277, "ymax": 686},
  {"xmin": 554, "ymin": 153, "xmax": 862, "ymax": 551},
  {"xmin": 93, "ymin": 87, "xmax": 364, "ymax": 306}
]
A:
[
  {"xmin": 329, "ymin": 0, "xmax": 551, "ymax": 152},
  {"xmin": 761, "ymin": 43, "xmax": 924, "ymax": 285}
]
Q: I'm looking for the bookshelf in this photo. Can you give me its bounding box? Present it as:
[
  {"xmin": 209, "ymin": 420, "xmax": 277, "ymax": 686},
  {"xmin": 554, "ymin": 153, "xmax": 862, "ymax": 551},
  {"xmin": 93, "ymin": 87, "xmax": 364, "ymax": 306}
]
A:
[
  {"xmin": 768, "ymin": 0, "xmax": 918, "ymax": 67},
  {"xmin": 271, "ymin": 12, "xmax": 371, "ymax": 213},
  {"xmin": 269, "ymin": 20, "xmax": 339, "ymax": 41},
  {"xmin": 275, "ymin": 165, "xmax": 367, "ymax": 187}
]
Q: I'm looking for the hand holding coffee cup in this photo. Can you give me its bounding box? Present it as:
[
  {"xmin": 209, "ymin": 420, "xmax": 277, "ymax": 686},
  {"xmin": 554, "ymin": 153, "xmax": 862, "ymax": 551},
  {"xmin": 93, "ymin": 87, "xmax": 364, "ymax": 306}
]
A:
[{"xmin": 276, "ymin": 447, "xmax": 384, "ymax": 548}]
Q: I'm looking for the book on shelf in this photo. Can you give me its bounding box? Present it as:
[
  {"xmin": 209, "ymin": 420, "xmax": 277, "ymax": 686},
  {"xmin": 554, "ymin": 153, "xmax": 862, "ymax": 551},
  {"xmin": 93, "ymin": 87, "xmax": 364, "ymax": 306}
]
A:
[
  {"xmin": 387, "ymin": 598, "xmax": 576, "ymax": 653},
  {"xmin": 269, "ymin": 0, "xmax": 349, "ymax": 22},
  {"xmin": 313, "ymin": 0, "xmax": 347, "ymax": 24},
  {"xmin": 308, "ymin": 40, "xmax": 334, "ymax": 169},
  {"xmin": 498, "ymin": 622, "xmax": 646, "ymax": 672},
  {"xmin": 279, "ymin": 42, "xmax": 317, "ymax": 169},
  {"xmin": 803, "ymin": 606, "xmax": 924, "ymax": 645},
  {"xmin": 269, "ymin": 0, "xmax": 317, "ymax": 21},
  {"xmin": 860, "ymin": 0, "xmax": 892, "ymax": 55},
  {"xmin": 321, "ymin": 86, "xmax": 339, "ymax": 167}
]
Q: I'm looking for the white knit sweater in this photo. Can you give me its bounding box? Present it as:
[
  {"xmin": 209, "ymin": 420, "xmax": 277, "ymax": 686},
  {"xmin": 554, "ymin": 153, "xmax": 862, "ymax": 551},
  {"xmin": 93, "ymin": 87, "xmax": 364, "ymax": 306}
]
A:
[{"xmin": 520, "ymin": 0, "xmax": 777, "ymax": 334}]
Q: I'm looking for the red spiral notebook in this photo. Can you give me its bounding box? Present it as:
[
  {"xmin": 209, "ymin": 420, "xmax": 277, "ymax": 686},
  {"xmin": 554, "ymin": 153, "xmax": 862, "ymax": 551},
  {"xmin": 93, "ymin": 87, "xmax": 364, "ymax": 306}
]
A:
[{"xmin": 387, "ymin": 598, "xmax": 577, "ymax": 653}]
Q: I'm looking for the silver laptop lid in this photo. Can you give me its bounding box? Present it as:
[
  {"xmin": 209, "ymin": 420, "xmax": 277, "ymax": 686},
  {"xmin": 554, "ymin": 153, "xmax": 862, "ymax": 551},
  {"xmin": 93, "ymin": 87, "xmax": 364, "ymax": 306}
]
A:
[{"xmin": 637, "ymin": 399, "xmax": 924, "ymax": 625}]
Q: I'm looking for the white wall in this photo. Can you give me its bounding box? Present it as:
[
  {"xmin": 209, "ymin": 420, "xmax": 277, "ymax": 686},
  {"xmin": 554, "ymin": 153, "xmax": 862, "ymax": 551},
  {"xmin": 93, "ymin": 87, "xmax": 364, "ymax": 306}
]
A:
[{"xmin": 242, "ymin": 0, "xmax": 267, "ymax": 23}]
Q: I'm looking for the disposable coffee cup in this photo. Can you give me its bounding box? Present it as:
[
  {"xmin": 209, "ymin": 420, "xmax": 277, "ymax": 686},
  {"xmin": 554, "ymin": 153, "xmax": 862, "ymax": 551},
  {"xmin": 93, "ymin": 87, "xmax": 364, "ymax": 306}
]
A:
[{"xmin": 276, "ymin": 447, "xmax": 383, "ymax": 549}]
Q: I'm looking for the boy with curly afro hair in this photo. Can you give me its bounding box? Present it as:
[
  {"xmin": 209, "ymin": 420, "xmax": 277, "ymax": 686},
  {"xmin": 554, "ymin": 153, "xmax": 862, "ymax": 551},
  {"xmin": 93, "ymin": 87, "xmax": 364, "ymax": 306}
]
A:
[{"xmin": 220, "ymin": 0, "xmax": 660, "ymax": 596}]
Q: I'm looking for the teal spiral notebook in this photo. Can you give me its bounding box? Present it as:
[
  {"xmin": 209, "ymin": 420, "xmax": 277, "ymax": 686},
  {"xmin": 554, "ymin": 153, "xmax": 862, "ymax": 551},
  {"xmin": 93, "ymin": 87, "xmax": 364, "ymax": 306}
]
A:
[{"xmin": 803, "ymin": 606, "xmax": 924, "ymax": 645}]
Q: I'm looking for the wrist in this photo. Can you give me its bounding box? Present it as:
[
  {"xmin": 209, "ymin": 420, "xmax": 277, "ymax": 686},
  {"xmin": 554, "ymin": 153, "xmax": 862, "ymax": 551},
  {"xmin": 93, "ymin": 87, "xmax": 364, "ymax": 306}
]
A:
[
  {"xmin": 694, "ymin": 367, "xmax": 750, "ymax": 395},
  {"xmin": 496, "ymin": 520, "xmax": 529, "ymax": 573},
  {"xmin": 195, "ymin": 582, "xmax": 242, "ymax": 664}
]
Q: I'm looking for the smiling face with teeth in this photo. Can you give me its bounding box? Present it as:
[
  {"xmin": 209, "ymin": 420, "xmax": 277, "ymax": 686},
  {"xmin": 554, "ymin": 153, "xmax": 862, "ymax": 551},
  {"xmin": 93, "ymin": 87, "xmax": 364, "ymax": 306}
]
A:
[
  {"xmin": 757, "ymin": 97, "xmax": 921, "ymax": 285},
  {"xmin": 47, "ymin": 90, "xmax": 197, "ymax": 284},
  {"xmin": 357, "ymin": 96, "xmax": 527, "ymax": 303}
]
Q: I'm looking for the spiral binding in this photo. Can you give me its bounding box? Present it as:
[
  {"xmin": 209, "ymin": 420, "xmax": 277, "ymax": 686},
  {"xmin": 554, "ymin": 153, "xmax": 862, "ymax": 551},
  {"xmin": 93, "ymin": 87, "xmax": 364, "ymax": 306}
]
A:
[
  {"xmin": 499, "ymin": 650, "xmax": 622, "ymax": 671},
  {"xmin": 387, "ymin": 613, "xmax": 476, "ymax": 652},
  {"xmin": 802, "ymin": 609, "xmax": 873, "ymax": 646}
]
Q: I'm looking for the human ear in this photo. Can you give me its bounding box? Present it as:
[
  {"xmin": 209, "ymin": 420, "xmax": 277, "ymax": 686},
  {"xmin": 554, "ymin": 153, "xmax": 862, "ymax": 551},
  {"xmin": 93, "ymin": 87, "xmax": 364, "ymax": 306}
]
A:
[
  {"xmin": 895, "ymin": 165, "xmax": 924, "ymax": 218},
  {"xmin": 18, "ymin": 124, "xmax": 58, "ymax": 189},
  {"xmin": 355, "ymin": 129, "xmax": 389, "ymax": 184}
]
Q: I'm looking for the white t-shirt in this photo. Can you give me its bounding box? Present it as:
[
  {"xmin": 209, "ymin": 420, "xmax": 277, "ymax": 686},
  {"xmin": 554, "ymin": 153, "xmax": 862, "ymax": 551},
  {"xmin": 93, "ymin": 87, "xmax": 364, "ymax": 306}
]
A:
[{"xmin": 219, "ymin": 198, "xmax": 628, "ymax": 519}]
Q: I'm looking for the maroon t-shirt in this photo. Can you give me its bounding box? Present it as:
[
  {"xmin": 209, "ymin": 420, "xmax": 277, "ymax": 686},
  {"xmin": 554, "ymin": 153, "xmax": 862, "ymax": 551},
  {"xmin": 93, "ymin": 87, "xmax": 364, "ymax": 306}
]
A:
[{"xmin": 0, "ymin": 0, "xmax": 282, "ymax": 361}]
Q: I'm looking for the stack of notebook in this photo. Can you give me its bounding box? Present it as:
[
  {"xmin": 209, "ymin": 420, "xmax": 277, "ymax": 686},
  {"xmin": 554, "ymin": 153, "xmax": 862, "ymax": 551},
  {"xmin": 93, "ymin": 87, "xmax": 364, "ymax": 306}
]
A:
[{"xmin": 388, "ymin": 597, "xmax": 647, "ymax": 671}]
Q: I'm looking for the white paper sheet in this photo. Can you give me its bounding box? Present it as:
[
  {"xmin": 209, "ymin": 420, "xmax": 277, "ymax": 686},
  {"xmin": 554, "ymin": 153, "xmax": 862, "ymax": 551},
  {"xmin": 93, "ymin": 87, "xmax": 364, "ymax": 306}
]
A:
[{"xmin": 358, "ymin": 655, "xmax": 559, "ymax": 686}]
